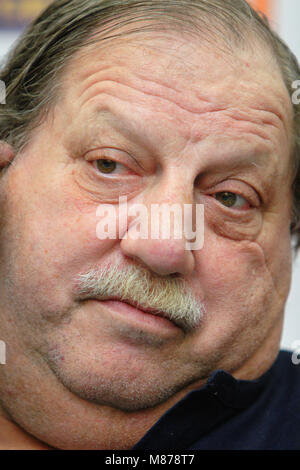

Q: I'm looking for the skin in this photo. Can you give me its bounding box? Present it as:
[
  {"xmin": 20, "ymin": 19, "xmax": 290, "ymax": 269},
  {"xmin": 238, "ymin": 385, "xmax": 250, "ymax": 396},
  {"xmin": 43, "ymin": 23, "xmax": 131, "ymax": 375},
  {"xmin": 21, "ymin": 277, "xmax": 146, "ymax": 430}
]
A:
[{"xmin": 0, "ymin": 30, "xmax": 295, "ymax": 449}]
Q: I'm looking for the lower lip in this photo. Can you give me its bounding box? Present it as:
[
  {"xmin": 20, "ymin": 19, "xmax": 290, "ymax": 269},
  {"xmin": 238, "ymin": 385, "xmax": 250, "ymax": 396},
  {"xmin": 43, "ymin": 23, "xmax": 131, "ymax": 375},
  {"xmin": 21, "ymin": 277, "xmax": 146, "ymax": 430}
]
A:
[{"xmin": 90, "ymin": 299, "xmax": 181, "ymax": 333}]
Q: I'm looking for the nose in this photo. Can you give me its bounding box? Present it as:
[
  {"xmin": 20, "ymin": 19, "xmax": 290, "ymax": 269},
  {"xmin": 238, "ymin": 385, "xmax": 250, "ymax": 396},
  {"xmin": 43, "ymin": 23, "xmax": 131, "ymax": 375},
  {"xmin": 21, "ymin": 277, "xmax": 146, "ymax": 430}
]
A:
[
  {"xmin": 119, "ymin": 187, "xmax": 196, "ymax": 277},
  {"xmin": 121, "ymin": 236, "xmax": 195, "ymax": 277}
]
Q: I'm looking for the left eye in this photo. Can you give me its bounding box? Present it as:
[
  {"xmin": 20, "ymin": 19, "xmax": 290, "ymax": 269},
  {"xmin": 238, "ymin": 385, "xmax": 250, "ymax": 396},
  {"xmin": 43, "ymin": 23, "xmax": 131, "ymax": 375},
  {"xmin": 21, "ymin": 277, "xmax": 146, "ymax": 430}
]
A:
[
  {"xmin": 215, "ymin": 192, "xmax": 250, "ymax": 209},
  {"xmin": 93, "ymin": 159, "xmax": 127, "ymax": 175}
]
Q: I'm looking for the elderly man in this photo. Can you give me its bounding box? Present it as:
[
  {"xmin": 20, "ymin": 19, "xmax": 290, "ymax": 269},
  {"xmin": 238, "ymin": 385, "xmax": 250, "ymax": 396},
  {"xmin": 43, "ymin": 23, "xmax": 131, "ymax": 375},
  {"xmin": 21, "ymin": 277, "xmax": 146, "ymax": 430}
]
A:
[{"xmin": 0, "ymin": 0, "xmax": 299, "ymax": 450}]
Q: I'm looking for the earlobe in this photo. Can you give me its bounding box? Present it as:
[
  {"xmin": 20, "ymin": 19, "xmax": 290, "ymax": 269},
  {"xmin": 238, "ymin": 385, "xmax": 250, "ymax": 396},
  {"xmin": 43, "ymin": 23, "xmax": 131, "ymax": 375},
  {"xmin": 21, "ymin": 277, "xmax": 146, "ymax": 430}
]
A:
[{"xmin": 0, "ymin": 141, "xmax": 15, "ymax": 170}]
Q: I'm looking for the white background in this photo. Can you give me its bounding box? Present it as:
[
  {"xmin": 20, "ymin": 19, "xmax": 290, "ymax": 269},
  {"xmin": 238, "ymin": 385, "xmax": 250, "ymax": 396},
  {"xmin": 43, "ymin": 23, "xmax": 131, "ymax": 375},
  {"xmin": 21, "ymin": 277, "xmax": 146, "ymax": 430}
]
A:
[
  {"xmin": 274, "ymin": 0, "xmax": 300, "ymax": 350},
  {"xmin": 0, "ymin": 0, "xmax": 299, "ymax": 350}
]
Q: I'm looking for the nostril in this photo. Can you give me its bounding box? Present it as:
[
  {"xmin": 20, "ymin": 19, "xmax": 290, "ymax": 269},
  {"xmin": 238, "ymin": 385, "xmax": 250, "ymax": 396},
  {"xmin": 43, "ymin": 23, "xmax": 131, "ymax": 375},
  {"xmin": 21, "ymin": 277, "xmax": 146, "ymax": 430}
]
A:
[{"xmin": 169, "ymin": 272, "xmax": 182, "ymax": 279}]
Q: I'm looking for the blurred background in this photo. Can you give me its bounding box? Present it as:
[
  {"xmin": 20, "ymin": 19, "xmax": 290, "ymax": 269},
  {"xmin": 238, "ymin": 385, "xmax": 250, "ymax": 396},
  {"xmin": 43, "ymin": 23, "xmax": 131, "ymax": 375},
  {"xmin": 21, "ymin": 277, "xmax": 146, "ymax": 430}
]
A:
[{"xmin": 0, "ymin": 0, "xmax": 299, "ymax": 350}]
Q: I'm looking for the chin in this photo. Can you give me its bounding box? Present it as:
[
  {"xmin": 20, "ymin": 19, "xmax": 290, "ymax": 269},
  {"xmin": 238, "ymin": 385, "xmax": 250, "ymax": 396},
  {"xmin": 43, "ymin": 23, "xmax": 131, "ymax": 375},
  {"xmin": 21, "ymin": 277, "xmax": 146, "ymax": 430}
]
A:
[{"xmin": 54, "ymin": 367, "xmax": 182, "ymax": 411}]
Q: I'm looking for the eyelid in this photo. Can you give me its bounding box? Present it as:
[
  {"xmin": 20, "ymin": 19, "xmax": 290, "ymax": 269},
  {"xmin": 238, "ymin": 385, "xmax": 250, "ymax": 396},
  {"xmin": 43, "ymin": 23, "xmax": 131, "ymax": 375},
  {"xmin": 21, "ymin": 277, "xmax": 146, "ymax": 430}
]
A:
[
  {"xmin": 207, "ymin": 180, "xmax": 261, "ymax": 208},
  {"xmin": 85, "ymin": 147, "xmax": 130, "ymax": 161},
  {"xmin": 84, "ymin": 148, "xmax": 141, "ymax": 174}
]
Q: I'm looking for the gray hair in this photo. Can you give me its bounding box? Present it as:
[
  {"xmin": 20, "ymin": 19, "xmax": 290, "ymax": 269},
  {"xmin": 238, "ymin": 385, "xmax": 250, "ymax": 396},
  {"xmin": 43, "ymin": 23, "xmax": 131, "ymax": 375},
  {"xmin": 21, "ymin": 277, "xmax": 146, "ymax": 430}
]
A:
[{"xmin": 0, "ymin": 0, "xmax": 299, "ymax": 249}]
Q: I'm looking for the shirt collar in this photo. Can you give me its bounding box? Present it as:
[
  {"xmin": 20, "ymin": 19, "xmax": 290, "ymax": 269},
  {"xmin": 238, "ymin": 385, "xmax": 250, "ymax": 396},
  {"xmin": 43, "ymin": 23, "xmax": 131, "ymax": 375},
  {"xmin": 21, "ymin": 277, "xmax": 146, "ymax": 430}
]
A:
[{"xmin": 132, "ymin": 358, "xmax": 276, "ymax": 450}]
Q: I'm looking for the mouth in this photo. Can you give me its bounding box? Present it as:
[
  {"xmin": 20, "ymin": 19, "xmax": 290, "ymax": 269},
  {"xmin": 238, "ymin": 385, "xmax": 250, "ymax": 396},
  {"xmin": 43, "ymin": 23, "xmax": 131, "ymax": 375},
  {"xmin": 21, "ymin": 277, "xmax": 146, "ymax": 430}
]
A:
[{"xmin": 85, "ymin": 295, "xmax": 185, "ymax": 331}]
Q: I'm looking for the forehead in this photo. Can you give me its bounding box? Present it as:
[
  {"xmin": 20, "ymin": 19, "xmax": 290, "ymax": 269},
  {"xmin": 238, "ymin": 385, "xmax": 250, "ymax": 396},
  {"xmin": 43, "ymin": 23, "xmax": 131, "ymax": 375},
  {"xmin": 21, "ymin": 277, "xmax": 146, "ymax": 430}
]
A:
[{"xmin": 58, "ymin": 30, "xmax": 293, "ymax": 154}]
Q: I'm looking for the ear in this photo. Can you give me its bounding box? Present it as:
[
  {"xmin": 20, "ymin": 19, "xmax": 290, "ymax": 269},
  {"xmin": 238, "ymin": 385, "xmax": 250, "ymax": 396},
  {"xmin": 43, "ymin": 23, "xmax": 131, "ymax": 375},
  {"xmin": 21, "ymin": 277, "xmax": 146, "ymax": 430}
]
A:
[{"xmin": 0, "ymin": 141, "xmax": 15, "ymax": 170}]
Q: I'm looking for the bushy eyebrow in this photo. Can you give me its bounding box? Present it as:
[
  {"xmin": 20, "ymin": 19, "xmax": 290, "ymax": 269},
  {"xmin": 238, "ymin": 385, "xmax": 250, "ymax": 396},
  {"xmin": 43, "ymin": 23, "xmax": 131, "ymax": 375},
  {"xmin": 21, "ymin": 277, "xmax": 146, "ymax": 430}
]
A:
[
  {"xmin": 70, "ymin": 106, "xmax": 284, "ymax": 181},
  {"xmin": 65, "ymin": 107, "xmax": 158, "ymax": 166},
  {"xmin": 91, "ymin": 108, "xmax": 154, "ymax": 151},
  {"xmin": 90, "ymin": 108, "xmax": 274, "ymax": 158},
  {"xmin": 63, "ymin": 103, "xmax": 291, "ymax": 205}
]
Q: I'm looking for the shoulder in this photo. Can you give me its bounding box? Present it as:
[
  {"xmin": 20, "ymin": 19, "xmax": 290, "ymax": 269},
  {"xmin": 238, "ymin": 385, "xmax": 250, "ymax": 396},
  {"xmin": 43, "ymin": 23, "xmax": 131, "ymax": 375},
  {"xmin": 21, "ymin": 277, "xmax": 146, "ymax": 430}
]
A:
[
  {"xmin": 267, "ymin": 349, "xmax": 300, "ymax": 404},
  {"xmin": 273, "ymin": 349, "xmax": 300, "ymax": 378}
]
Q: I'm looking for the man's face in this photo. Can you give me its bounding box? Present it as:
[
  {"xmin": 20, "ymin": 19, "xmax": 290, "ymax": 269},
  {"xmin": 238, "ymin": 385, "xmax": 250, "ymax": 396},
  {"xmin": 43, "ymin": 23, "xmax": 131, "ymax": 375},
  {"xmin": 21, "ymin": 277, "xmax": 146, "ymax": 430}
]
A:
[{"xmin": 0, "ymin": 32, "xmax": 294, "ymax": 417}]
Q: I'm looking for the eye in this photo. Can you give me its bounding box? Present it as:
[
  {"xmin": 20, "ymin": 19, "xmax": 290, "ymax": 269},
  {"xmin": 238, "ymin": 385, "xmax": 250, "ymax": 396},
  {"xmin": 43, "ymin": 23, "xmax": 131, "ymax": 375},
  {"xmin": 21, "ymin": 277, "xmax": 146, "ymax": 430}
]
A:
[
  {"xmin": 93, "ymin": 159, "xmax": 129, "ymax": 175},
  {"xmin": 215, "ymin": 191, "xmax": 250, "ymax": 210}
]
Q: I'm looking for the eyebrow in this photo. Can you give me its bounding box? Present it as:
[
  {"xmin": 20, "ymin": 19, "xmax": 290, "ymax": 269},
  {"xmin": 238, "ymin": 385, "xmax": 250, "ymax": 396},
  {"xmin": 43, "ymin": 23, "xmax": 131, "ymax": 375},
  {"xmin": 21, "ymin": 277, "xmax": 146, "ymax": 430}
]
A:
[
  {"xmin": 76, "ymin": 107, "xmax": 281, "ymax": 177},
  {"xmin": 92, "ymin": 108, "xmax": 155, "ymax": 152},
  {"xmin": 67, "ymin": 107, "xmax": 162, "ymax": 170}
]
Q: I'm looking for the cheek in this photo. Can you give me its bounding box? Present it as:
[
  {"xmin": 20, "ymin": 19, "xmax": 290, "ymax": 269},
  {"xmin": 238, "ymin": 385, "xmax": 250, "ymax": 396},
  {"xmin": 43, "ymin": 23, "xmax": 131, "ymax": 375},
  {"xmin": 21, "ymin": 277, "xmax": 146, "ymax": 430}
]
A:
[
  {"xmin": 21, "ymin": 207, "xmax": 114, "ymax": 294},
  {"xmin": 256, "ymin": 214, "xmax": 292, "ymax": 304},
  {"xmin": 200, "ymin": 237, "xmax": 271, "ymax": 311},
  {"xmin": 190, "ymin": 230, "xmax": 291, "ymax": 354},
  {"xmin": 0, "ymin": 172, "xmax": 116, "ymax": 327}
]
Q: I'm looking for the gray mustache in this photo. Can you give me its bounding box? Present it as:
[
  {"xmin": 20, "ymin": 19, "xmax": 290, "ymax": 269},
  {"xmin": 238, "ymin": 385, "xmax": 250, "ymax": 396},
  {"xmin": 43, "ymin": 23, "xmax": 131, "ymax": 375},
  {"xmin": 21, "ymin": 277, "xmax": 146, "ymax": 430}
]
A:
[{"xmin": 75, "ymin": 264, "xmax": 205, "ymax": 331}]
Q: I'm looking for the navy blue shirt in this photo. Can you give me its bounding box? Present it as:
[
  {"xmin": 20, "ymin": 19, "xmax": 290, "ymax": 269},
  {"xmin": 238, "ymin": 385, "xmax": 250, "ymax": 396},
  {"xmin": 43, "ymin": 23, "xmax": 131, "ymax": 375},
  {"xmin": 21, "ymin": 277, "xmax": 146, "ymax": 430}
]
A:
[{"xmin": 132, "ymin": 350, "xmax": 300, "ymax": 450}]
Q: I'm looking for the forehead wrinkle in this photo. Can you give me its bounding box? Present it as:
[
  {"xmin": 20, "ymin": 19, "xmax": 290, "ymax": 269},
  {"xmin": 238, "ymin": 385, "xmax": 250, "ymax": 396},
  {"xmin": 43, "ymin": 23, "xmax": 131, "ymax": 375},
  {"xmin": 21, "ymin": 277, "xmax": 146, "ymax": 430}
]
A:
[
  {"xmin": 64, "ymin": 37, "xmax": 292, "ymax": 166},
  {"xmin": 188, "ymin": 116, "xmax": 278, "ymax": 146},
  {"xmin": 73, "ymin": 65, "xmax": 291, "ymax": 149},
  {"xmin": 230, "ymin": 91, "xmax": 292, "ymax": 143},
  {"xmin": 69, "ymin": 29, "xmax": 292, "ymax": 116},
  {"xmin": 224, "ymin": 107, "xmax": 284, "ymax": 133},
  {"xmin": 76, "ymin": 68, "xmax": 226, "ymax": 119},
  {"xmin": 78, "ymin": 78, "xmax": 279, "ymax": 147},
  {"xmin": 76, "ymin": 97, "xmax": 284, "ymax": 162}
]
